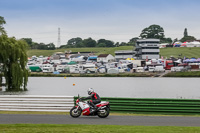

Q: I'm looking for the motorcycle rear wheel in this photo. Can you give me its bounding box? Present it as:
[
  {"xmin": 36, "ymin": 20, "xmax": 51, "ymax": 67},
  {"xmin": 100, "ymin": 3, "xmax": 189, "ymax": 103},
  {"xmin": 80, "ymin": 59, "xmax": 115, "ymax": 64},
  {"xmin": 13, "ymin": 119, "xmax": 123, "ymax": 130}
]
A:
[
  {"xmin": 97, "ymin": 107, "xmax": 110, "ymax": 118},
  {"xmin": 70, "ymin": 107, "xmax": 82, "ymax": 118}
]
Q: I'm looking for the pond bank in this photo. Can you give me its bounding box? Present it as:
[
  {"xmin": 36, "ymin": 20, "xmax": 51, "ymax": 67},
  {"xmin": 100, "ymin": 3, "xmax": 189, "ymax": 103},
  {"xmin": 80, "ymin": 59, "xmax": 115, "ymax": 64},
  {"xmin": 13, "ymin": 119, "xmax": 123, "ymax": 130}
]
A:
[{"xmin": 30, "ymin": 71, "xmax": 200, "ymax": 77}]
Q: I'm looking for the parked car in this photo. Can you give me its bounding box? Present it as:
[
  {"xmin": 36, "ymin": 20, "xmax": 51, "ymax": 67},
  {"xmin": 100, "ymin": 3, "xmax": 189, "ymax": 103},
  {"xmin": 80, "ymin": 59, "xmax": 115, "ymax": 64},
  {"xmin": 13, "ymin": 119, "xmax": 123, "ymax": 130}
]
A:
[
  {"xmin": 148, "ymin": 66, "xmax": 155, "ymax": 72},
  {"xmin": 136, "ymin": 67, "xmax": 144, "ymax": 72}
]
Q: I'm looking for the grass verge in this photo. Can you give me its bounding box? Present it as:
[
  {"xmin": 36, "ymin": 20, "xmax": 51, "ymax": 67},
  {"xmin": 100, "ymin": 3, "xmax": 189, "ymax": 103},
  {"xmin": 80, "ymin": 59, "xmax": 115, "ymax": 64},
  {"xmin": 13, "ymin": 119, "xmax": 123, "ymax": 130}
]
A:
[
  {"xmin": 0, "ymin": 124, "xmax": 200, "ymax": 133},
  {"xmin": 164, "ymin": 71, "xmax": 200, "ymax": 77}
]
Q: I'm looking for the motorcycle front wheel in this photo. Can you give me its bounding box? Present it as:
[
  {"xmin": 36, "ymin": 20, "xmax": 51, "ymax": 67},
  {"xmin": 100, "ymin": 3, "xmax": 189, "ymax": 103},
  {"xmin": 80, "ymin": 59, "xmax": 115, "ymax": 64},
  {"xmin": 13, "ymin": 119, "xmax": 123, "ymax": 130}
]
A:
[
  {"xmin": 70, "ymin": 107, "xmax": 82, "ymax": 118},
  {"xmin": 97, "ymin": 107, "xmax": 110, "ymax": 118}
]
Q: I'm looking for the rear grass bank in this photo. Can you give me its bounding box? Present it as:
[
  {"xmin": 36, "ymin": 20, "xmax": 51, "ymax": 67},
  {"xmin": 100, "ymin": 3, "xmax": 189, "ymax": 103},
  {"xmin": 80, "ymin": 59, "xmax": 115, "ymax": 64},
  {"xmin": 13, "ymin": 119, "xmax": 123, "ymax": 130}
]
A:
[
  {"xmin": 164, "ymin": 71, "xmax": 200, "ymax": 77},
  {"xmin": 0, "ymin": 124, "xmax": 200, "ymax": 133},
  {"xmin": 28, "ymin": 47, "xmax": 200, "ymax": 59},
  {"xmin": 27, "ymin": 46, "xmax": 133, "ymax": 57}
]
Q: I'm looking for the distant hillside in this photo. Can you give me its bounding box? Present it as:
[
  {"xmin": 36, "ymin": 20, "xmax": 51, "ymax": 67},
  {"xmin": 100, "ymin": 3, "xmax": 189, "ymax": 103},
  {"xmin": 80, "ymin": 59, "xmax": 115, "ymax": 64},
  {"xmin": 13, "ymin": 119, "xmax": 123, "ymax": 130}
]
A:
[
  {"xmin": 160, "ymin": 47, "xmax": 200, "ymax": 59},
  {"xmin": 27, "ymin": 46, "xmax": 133, "ymax": 57},
  {"xmin": 27, "ymin": 46, "xmax": 200, "ymax": 59}
]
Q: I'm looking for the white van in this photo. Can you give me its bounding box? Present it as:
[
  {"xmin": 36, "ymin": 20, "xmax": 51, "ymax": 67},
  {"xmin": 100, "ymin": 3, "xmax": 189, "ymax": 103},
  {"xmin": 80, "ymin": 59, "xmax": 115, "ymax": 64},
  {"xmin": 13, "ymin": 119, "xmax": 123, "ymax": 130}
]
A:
[
  {"xmin": 154, "ymin": 66, "xmax": 165, "ymax": 72},
  {"xmin": 136, "ymin": 67, "xmax": 144, "ymax": 72},
  {"xmin": 148, "ymin": 66, "xmax": 155, "ymax": 72}
]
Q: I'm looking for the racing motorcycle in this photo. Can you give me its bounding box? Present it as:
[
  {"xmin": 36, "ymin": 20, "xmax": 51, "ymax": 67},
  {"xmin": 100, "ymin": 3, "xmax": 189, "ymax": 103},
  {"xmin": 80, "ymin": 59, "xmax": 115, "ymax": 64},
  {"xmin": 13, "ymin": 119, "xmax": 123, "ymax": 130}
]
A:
[{"xmin": 70, "ymin": 95, "xmax": 110, "ymax": 118}]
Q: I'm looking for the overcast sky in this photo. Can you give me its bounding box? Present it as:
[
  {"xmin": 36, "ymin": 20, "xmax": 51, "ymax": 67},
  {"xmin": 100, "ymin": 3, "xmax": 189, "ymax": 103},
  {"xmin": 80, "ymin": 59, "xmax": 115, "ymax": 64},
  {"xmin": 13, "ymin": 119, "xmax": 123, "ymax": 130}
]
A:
[{"xmin": 1, "ymin": 0, "xmax": 200, "ymax": 46}]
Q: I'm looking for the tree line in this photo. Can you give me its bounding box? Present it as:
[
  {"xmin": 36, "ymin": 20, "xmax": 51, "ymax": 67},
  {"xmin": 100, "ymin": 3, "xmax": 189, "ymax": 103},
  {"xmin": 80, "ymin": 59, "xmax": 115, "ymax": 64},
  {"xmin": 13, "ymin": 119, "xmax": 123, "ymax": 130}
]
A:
[
  {"xmin": 22, "ymin": 38, "xmax": 56, "ymax": 50},
  {"xmin": 22, "ymin": 24, "xmax": 197, "ymax": 50}
]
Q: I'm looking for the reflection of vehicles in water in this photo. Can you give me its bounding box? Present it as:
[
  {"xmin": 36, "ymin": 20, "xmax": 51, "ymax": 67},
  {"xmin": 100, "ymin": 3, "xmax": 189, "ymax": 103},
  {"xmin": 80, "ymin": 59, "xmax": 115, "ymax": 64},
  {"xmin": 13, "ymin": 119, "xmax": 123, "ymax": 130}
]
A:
[{"xmin": 70, "ymin": 95, "xmax": 110, "ymax": 118}]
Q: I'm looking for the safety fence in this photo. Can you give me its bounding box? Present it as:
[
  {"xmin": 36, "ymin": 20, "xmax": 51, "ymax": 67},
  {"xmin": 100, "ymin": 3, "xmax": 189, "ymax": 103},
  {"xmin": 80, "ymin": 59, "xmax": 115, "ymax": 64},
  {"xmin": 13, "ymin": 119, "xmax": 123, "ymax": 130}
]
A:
[
  {"xmin": 1, "ymin": 95, "xmax": 200, "ymax": 114},
  {"xmin": 74, "ymin": 97, "xmax": 200, "ymax": 115},
  {"xmin": 0, "ymin": 95, "xmax": 74, "ymax": 112}
]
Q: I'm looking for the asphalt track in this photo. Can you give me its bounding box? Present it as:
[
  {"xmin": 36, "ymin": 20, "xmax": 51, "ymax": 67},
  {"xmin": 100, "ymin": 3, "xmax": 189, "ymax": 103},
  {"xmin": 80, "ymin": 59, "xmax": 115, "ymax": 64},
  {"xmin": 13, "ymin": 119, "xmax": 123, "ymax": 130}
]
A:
[{"xmin": 1, "ymin": 114, "xmax": 200, "ymax": 127}]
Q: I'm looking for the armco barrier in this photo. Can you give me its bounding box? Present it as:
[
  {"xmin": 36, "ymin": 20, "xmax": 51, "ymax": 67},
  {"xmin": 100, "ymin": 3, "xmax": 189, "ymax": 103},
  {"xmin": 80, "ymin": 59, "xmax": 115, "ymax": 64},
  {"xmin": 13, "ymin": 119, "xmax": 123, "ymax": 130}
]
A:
[
  {"xmin": 74, "ymin": 97, "xmax": 200, "ymax": 114},
  {"xmin": 0, "ymin": 95, "xmax": 74, "ymax": 112}
]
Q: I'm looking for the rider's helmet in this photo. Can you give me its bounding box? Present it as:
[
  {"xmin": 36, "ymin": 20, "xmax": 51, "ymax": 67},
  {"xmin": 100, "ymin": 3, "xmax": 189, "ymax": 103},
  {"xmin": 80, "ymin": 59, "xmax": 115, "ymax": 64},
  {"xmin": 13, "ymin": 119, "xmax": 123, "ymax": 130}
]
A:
[{"xmin": 87, "ymin": 88, "xmax": 94, "ymax": 95}]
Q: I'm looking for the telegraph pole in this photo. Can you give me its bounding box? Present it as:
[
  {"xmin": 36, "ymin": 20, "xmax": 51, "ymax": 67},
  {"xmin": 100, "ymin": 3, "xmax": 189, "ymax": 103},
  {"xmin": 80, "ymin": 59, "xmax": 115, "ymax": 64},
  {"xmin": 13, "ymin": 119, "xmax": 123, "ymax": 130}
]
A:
[{"xmin": 57, "ymin": 28, "xmax": 61, "ymax": 48}]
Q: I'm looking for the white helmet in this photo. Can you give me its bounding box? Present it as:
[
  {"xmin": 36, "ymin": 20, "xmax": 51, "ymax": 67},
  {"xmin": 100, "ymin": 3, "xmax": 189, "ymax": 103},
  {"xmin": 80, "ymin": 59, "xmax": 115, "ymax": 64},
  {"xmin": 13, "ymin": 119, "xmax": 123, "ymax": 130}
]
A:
[{"xmin": 87, "ymin": 88, "xmax": 94, "ymax": 95}]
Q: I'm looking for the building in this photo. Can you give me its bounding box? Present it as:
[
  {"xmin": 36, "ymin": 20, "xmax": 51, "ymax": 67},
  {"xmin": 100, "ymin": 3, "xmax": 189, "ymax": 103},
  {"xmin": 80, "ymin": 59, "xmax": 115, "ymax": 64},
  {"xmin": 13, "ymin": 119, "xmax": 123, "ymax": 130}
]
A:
[
  {"xmin": 97, "ymin": 54, "xmax": 115, "ymax": 63},
  {"xmin": 115, "ymin": 50, "xmax": 135, "ymax": 61},
  {"xmin": 134, "ymin": 39, "xmax": 160, "ymax": 60}
]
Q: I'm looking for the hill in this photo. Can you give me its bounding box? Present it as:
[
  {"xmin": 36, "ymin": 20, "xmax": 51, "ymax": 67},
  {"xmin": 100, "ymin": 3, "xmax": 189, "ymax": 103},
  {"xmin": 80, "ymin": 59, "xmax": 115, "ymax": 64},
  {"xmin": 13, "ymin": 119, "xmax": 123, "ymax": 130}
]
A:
[{"xmin": 27, "ymin": 46, "xmax": 200, "ymax": 59}]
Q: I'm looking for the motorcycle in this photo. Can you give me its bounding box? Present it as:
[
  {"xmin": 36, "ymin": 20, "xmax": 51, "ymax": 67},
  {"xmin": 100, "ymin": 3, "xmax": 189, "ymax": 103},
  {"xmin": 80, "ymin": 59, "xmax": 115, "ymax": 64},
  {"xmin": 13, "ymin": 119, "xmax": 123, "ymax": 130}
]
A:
[{"xmin": 70, "ymin": 95, "xmax": 110, "ymax": 118}]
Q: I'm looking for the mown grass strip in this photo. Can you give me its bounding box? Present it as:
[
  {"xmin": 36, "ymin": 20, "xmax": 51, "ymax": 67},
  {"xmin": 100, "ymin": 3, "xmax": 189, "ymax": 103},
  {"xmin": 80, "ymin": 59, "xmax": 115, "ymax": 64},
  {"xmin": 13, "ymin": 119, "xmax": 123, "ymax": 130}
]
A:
[{"xmin": 0, "ymin": 124, "xmax": 200, "ymax": 133}]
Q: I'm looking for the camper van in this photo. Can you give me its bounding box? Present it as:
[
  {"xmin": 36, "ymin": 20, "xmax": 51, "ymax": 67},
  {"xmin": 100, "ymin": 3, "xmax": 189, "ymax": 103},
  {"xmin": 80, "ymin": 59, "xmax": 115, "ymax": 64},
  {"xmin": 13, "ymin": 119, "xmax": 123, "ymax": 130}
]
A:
[{"xmin": 42, "ymin": 64, "xmax": 54, "ymax": 73}]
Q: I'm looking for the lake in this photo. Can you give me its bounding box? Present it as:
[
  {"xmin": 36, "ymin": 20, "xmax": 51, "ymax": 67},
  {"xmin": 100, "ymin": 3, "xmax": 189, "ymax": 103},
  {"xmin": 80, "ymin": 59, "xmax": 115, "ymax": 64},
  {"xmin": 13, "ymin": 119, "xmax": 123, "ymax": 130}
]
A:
[{"xmin": 1, "ymin": 77, "xmax": 200, "ymax": 99}]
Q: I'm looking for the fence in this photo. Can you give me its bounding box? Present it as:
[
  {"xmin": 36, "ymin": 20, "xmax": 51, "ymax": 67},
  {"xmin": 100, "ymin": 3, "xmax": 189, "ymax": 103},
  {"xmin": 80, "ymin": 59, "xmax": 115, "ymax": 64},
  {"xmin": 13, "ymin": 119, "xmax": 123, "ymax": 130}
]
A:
[
  {"xmin": 1, "ymin": 95, "xmax": 200, "ymax": 114},
  {"xmin": 75, "ymin": 97, "xmax": 200, "ymax": 115},
  {"xmin": 0, "ymin": 95, "xmax": 74, "ymax": 112}
]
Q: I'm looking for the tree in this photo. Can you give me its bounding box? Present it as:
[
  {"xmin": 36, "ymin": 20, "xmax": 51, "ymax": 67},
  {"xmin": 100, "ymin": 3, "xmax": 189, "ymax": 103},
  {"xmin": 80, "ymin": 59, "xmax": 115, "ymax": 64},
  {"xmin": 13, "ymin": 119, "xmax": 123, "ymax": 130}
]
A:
[
  {"xmin": 0, "ymin": 16, "xmax": 6, "ymax": 35},
  {"xmin": 97, "ymin": 43, "xmax": 106, "ymax": 47},
  {"xmin": 128, "ymin": 37, "xmax": 139, "ymax": 46},
  {"xmin": 184, "ymin": 28, "xmax": 188, "ymax": 37},
  {"xmin": 47, "ymin": 43, "xmax": 56, "ymax": 50},
  {"xmin": 115, "ymin": 42, "xmax": 120, "ymax": 47},
  {"xmin": 180, "ymin": 36, "xmax": 196, "ymax": 42},
  {"xmin": 119, "ymin": 42, "xmax": 127, "ymax": 46},
  {"xmin": 22, "ymin": 38, "xmax": 33, "ymax": 48},
  {"xmin": 97, "ymin": 39, "xmax": 114, "ymax": 47},
  {"xmin": 180, "ymin": 28, "xmax": 196, "ymax": 42},
  {"xmin": 82, "ymin": 38, "xmax": 96, "ymax": 47},
  {"xmin": 140, "ymin": 24, "xmax": 164, "ymax": 40},
  {"xmin": 67, "ymin": 37, "xmax": 83, "ymax": 47},
  {"xmin": 0, "ymin": 35, "xmax": 29, "ymax": 91}
]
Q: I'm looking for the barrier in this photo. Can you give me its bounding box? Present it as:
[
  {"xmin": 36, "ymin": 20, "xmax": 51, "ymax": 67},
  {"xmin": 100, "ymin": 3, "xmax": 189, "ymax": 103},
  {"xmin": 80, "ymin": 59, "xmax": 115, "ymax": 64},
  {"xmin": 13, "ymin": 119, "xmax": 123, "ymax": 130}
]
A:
[
  {"xmin": 0, "ymin": 95, "xmax": 74, "ymax": 112},
  {"xmin": 74, "ymin": 97, "xmax": 200, "ymax": 114}
]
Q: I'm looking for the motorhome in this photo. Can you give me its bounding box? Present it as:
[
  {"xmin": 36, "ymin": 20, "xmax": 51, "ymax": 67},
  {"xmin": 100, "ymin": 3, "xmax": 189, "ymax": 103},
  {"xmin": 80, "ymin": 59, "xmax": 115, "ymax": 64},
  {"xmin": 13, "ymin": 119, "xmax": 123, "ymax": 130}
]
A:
[
  {"xmin": 83, "ymin": 64, "xmax": 97, "ymax": 73},
  {"xmin": 56, "ymin": 64, "xmax": 68, "ymax": 73},
  {"xmin": 42, "ymin": 64, "xmax": 54, "ymax": 73},
  {"xmin": 131, "ymin": 60, "xmax": 146, "ymax": 67}
]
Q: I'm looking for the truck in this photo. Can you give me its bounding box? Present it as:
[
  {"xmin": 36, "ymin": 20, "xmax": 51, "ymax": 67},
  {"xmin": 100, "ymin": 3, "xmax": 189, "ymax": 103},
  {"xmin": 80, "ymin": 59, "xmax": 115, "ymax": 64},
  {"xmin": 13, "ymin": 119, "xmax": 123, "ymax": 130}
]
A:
[
  {"xmin": 161, "ymin": 60, "xmax": 174, "ymax": 70},
  {"xmin": 131, "ymin": 60, "xmax": 146, "ymax": 67}
]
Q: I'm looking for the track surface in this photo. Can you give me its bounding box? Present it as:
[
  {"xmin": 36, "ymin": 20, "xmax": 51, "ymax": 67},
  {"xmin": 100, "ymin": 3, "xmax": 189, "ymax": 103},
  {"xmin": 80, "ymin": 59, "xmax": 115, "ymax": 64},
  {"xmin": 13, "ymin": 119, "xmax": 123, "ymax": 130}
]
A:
[{"xmin": 0, "ymin": 114, "xmax": 200, "ymax": 127}]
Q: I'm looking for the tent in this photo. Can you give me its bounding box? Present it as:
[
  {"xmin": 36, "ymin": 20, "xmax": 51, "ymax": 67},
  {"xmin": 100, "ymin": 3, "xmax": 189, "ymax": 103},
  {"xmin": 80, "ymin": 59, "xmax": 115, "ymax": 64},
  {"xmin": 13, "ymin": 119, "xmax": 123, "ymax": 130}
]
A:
[
  {"xmin": 67, "ymin": 61, "xmax": 77, "ymax": 65},
  {"xmin": 126, "ymin": 58, "xmax": 135, "ymax": 60}
]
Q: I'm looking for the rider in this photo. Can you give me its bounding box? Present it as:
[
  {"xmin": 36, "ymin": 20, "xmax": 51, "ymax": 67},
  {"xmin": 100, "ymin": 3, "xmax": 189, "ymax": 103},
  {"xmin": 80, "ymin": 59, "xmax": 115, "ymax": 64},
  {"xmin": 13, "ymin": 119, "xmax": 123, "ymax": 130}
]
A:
[{"xmin": 81, "ymin": 88, "xmax": 101, "ymax": 113}]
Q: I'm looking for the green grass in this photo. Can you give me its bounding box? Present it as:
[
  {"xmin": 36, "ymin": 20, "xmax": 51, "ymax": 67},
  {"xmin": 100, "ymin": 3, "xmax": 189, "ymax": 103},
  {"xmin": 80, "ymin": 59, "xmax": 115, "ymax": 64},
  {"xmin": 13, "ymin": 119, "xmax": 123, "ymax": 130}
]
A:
[
  {"xmin": 27, "ymin": 46, "xmax": 133, "ymax": 57},
  {"xmin": 28, "ymin": 46, "xmax": 200, "ymax": 59},
  {"xmin": 160, "ymin": 47, "xmax": 200, "ymax": 58},
  {"xmin": 164, "ymin": 71, "xmax": 200, "ymax": 77},
  {"xmin": 0, "ymin": 124, "xmax": 200, "ymax": 133}
]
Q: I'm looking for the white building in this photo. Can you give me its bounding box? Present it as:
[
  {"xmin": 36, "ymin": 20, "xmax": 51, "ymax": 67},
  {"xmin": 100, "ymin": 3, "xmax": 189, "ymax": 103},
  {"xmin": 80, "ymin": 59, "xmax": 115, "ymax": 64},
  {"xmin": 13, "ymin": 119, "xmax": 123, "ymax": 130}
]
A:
[
  {"xmin": 115, "ymin": 50, "xmax": 135, "ymax": 61},
  {"xmin": 134, "ymin": 39, "xmax": 160, "ymax": 60},
  {"xmin": 97, "ymin": 54, "xmax": 115, "ymax": 63}
]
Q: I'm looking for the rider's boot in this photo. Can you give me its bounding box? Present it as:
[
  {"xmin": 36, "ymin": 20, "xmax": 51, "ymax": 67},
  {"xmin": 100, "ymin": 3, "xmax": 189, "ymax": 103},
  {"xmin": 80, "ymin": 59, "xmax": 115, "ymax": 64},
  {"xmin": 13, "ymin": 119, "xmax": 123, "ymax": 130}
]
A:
[{"xmin": 90, "ymin": 102, "xmax": 97, "ymax": 114}]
